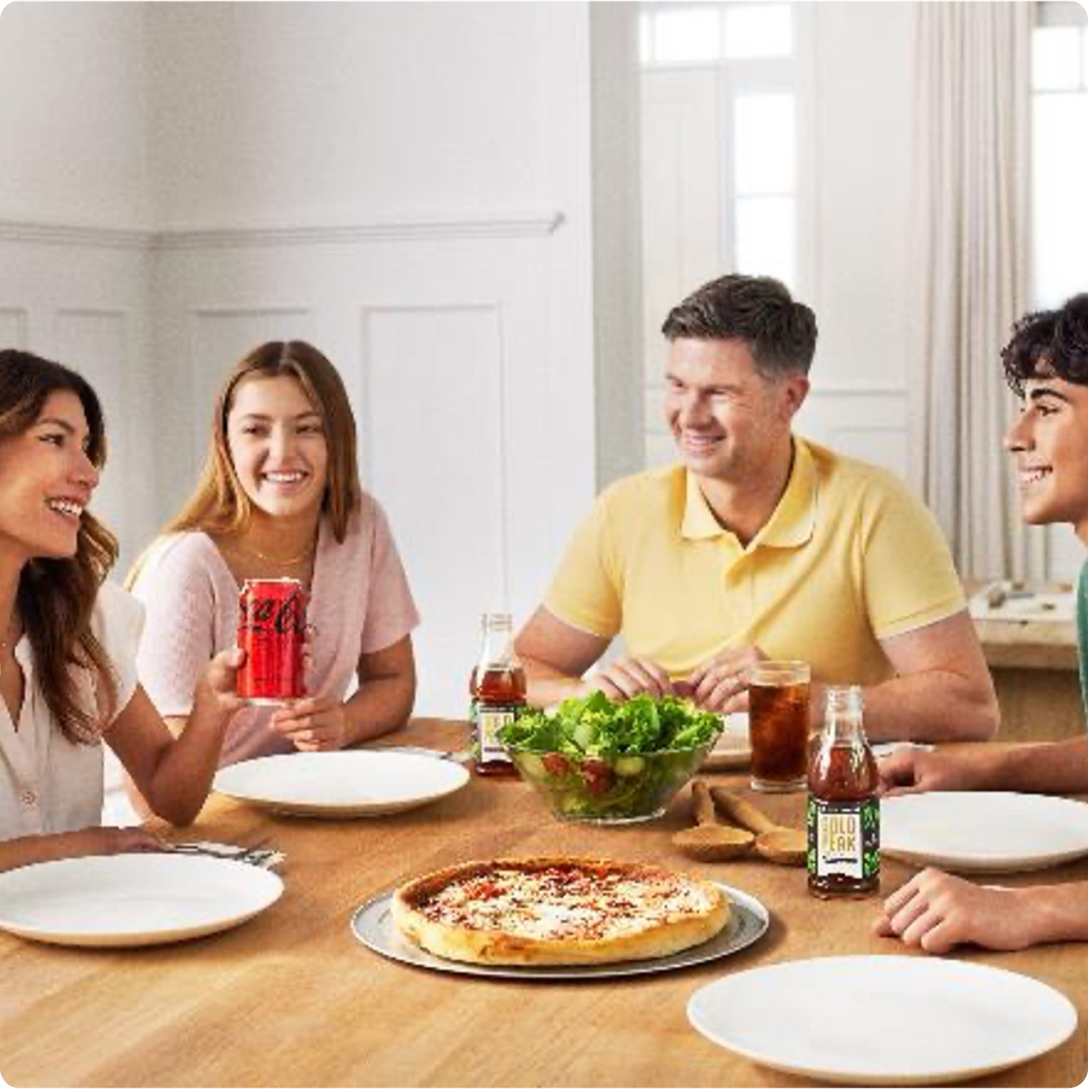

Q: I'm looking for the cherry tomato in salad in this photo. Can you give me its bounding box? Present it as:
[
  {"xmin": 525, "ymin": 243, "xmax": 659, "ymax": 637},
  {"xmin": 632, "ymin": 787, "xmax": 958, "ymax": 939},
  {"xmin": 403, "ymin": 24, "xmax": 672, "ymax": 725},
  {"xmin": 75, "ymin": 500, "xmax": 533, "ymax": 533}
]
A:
[
  {"xmin": 581, "ymin": 758, "xmax": 615, "ymax": 794},
  {"xmin": 542, "ymin": 752, "xmax": 573, "ymax": 776}
]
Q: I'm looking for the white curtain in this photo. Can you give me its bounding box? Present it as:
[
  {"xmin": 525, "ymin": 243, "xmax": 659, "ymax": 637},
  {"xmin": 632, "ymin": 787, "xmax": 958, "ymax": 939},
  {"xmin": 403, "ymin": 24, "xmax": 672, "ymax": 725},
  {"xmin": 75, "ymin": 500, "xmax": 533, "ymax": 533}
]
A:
[{"xmin": 909, "ymin": 1, "xmax": 1043, "ymax": 581}]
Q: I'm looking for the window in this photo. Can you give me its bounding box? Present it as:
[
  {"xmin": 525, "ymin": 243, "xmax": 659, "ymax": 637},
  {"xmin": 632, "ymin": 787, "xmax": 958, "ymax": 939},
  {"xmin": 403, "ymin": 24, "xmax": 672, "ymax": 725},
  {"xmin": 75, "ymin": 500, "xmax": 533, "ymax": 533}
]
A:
[
  {"xmin": 1031, "ymin": 3, "xmax": 1088, "ymax": 307},
  {"xmin": 733, "ymin": 92, "xmax": 796, "ymax": 285},
  {"xmin": 639, "ymin": 3, "xmax": 803, "ymax": 291}
]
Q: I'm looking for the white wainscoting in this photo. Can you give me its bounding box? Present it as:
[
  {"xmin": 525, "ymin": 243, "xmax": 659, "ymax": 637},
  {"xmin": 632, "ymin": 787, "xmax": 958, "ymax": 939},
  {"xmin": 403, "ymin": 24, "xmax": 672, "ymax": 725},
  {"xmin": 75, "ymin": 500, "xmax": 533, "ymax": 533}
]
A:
[
  {"xmin": 795, "ymin": 385, "xmax": 909, "ymax": 479},
  {"xmin": 147, "ymin": 215, "xmax": 594, "ymax": 717},
  {"xmin": 0, "ymin": 211, "xmax": 594, "ymax": 718},
  {"xmin": 362, "ymin": 304, "xmax": 508, "ymax": 714},
  {"xmin": 54, "ymin": 308, "xmax": 141, "ymax": 568}
]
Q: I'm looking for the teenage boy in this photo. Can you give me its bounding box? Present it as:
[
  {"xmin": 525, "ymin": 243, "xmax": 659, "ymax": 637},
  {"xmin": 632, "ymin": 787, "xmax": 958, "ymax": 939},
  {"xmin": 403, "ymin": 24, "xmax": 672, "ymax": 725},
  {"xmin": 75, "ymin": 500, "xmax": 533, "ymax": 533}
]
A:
[{"xmin": 877, "ymin": 293, "xmax": 1088, "ymax": 953}]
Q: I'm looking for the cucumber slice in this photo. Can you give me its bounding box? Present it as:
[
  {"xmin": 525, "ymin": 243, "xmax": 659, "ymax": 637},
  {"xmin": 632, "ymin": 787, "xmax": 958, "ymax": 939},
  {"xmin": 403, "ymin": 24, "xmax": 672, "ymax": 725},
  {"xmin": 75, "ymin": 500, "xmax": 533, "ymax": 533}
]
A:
[
  {"xmin": 516, "ymin": 753, "xmax": 546, "ymax": 780},
  {"xmin": 572, "ymin": 720, "xmax": 596, "ymax": 750}
]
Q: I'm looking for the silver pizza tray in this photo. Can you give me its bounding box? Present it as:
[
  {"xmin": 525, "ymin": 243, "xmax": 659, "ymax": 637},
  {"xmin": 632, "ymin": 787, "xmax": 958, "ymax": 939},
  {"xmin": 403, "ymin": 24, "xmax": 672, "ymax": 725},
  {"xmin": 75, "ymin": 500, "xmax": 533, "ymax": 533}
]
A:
[{"xmin": 351, "ymin": 882, "xmax": 770, "ymax": 981}]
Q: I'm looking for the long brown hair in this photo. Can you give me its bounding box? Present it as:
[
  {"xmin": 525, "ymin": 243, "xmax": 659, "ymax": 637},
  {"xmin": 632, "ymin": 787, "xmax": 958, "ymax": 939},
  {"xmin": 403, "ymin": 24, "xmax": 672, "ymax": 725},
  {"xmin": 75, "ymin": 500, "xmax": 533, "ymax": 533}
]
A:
[
  {"xmin": 130, "ymin": 342, "xmax": 361, "ymax": 586},
  {"xmin": 0, "ymin": 350, "xmax": 118, "ymax": 743}
]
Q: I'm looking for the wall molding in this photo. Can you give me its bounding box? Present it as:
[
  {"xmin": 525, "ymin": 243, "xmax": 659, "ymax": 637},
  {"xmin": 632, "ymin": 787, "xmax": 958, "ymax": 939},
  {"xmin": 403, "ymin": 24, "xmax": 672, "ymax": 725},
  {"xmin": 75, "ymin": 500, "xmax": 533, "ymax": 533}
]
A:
[
  {"xmin": 0, "ymin": 211, "xmax": 565, "ymax": 251},
  {"xmin": 0, "ymin": 220, "xmax": 150, "ymax": 250}
]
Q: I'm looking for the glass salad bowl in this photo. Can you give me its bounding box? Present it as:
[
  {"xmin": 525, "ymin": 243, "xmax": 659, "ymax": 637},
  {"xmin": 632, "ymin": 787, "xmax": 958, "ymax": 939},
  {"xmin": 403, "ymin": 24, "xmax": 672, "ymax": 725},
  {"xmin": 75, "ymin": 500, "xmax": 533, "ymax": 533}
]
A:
[
  {"xmin": 506, "ymin": 743, "xmax": 718, "ymax": 825},
  {"xmin": 500, "ymin": 693, "xmax": 723, "ymax": 825}
]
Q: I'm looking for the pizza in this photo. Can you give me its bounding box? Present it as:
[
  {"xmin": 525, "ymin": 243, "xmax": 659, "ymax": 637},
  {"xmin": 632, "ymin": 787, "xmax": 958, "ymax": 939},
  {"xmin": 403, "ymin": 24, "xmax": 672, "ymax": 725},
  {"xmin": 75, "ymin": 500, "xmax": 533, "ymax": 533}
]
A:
[{"xmin": 391, "ymin": 856, "xmax": 730, "ymax": 966}]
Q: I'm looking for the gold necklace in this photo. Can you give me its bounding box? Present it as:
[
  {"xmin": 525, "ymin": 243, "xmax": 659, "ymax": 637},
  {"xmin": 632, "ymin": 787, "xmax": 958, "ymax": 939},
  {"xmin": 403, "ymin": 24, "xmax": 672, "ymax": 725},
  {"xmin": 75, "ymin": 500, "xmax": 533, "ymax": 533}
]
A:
[{"xmin": 231, "ymin": 539, "xmax": 316, "ymax": 566}]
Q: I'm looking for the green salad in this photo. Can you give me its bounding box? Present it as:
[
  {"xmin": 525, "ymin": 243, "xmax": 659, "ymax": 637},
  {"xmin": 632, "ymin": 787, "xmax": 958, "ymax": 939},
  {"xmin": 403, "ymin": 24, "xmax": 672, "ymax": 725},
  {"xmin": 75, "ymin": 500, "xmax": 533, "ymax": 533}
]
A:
[{"xmin": 498, "ymin": 692, "xmax": 722, "ymax": 823}]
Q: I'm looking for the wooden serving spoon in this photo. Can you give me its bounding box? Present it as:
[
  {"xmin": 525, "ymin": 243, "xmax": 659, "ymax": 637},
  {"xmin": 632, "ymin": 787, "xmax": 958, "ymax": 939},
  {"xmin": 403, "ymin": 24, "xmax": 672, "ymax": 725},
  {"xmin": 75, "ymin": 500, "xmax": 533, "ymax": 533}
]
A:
[
  {"xmin": 710, "ymin": 788, "xmax": 807, "ymax": 867},
  {"xmin": 671, "ymin": 781, "xmax": 755, "ymax": 862}
]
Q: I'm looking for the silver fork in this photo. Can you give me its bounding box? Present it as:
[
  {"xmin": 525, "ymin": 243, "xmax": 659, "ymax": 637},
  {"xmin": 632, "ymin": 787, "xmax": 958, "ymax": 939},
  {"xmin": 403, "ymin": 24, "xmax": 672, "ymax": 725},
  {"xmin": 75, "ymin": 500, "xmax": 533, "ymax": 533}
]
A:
[
  {"xmin": 377, "ymin": 745, "xmax": 473, "ymax": 764},
  {"xmin": 168, "ymin": 840, "xmax": 273, "ymax": 865}
]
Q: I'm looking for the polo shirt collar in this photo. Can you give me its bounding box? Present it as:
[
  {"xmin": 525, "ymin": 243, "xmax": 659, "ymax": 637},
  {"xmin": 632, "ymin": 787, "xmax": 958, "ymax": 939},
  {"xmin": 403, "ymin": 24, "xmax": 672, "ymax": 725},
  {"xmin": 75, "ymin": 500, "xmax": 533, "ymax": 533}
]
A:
[
  {"xmin": 680, "ymin": 472, "xmax": 727, "ymax": 541},
  {"xmin": 679, "ymin": 438, "xmax": 817, "ymax": 549}
]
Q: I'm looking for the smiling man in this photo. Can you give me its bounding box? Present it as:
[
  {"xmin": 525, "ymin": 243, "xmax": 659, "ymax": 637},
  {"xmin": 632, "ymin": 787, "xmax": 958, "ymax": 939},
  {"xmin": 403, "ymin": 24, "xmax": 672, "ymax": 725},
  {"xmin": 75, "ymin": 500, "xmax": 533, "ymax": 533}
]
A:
[
  {"xmin": 515, "ymin": 274, "xmax": 998, "ymax": 742},
  {"xmin": 876, "ymin": 293, "xmax": 1088, "ymax": 953}
]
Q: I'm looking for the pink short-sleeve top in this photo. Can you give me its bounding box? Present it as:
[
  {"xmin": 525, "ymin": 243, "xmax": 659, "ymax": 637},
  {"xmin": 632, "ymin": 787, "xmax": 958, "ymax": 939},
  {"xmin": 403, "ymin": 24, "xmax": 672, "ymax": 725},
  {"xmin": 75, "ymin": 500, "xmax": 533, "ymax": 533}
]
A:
[{"xmin": 130, "ymin": 494, "xmax": 420, "ymax": 766}]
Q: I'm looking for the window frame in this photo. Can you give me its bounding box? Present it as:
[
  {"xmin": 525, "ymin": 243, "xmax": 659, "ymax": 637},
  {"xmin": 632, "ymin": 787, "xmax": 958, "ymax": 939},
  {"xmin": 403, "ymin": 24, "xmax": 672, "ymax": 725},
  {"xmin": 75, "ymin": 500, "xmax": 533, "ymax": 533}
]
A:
[
  {"xmin": 1030, "ymin": 2, "xmax": 1088, "ymax": 307},
  {"xmin": 638, "ymin": 2, "xmax": 816, "ymax": 298}
]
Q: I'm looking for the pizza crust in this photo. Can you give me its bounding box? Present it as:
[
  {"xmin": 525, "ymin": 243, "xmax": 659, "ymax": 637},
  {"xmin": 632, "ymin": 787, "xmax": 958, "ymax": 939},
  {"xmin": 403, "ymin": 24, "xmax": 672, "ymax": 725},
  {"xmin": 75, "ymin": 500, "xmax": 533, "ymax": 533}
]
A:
[{"xmin": 391, "ymin": 856, "xmax": 730, "ymax": 966}]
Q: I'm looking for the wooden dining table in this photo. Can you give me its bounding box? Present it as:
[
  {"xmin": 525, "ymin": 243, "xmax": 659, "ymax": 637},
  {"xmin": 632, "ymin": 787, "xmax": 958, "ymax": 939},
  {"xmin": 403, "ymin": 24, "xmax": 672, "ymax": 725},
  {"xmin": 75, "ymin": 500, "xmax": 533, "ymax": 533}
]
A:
[{"xmin": 1, "ymin": 718, "xmax": 1087, "ymax": 1088}]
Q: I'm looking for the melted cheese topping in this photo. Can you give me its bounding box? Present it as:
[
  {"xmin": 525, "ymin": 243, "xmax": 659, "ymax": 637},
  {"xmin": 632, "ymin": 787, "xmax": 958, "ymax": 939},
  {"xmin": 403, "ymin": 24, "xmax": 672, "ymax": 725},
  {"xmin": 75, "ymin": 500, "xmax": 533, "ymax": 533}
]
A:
[{"xmin": 416, "ymin": 865, "xmax": 718, "ymax": 941}]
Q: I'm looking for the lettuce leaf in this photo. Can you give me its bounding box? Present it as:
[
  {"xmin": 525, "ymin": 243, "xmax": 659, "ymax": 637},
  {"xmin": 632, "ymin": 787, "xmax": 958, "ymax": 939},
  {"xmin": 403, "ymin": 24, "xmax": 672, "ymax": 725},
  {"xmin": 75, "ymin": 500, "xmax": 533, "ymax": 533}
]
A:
[{"xmin": 500, "ymin": 693, "xmax": 721, "ymax": 755}]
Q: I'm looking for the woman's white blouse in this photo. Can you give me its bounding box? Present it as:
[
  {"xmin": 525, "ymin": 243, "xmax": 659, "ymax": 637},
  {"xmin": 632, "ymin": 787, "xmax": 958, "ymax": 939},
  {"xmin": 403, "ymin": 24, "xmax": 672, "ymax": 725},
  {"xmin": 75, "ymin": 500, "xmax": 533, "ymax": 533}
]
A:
[{"xmin": 0, "ymin": 583, "xmax": 144, "ymax": 842}]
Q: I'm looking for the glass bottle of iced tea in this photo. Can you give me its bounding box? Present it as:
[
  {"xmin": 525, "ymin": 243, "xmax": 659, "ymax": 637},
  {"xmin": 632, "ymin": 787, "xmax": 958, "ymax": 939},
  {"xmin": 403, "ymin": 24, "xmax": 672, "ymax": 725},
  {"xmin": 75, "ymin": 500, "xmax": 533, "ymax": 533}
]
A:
[
  {"xmin": 807, "ymin": 685, "xmax": 880, "ymax": 898},
  {"xmin": 469, "ymin": 613, "xmax": 525, "ymax": 778}
]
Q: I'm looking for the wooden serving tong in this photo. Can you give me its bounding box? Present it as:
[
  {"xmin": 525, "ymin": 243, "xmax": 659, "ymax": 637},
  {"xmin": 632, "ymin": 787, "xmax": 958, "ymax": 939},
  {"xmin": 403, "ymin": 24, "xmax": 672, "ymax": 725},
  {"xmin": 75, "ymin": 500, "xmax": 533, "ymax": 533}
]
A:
[
  {"xmin": 710, "ymin": 788, "xmax": 807, "ymax": 867},
  {"xmin": 671, "ymin": 781, "xmax": 754, "ymax": 861}
]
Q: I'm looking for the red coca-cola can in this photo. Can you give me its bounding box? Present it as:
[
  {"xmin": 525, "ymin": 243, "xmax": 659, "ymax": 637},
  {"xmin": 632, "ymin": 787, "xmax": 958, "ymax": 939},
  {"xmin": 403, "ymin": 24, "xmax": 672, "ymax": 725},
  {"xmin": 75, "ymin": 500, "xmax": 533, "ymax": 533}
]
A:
[{"xmin": 236, "ymin": 578, "xmax": 308, "ymax": 704}]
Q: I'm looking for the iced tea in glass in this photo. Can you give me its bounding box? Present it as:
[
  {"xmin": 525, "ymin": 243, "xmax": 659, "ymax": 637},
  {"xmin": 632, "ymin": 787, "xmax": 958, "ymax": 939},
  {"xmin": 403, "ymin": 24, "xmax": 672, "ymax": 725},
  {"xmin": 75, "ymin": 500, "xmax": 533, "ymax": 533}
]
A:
[{"xmin": 748, "ymin": 660, "xmax": 811, "ymax": 792}]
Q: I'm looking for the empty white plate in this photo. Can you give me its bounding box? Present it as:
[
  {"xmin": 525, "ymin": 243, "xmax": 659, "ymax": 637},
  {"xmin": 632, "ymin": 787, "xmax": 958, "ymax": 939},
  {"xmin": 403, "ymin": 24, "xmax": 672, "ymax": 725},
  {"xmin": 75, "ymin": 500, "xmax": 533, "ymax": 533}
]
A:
[
  {"xmin": 688, "ymin": 955, "xmax": 1077, "ymax": 1085},
  {"xmin": 882, "ymin": 791, "xmax": 1088, "ymax": 872},
  {"xmin": 0, "ymin": 854, "xmax": 283, "ymax": 947},
  {"xmin": 213, "ymin": 750, "xmax": 470, "ymax": 817}
]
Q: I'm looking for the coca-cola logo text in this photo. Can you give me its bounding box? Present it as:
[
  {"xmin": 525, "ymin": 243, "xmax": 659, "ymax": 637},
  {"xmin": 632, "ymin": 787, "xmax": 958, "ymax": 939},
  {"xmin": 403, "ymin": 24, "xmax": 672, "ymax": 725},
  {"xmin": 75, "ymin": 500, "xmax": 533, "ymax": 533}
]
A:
[{"xmin": 239, "ymin": 591, "xmax": 307, "ymax": 636}]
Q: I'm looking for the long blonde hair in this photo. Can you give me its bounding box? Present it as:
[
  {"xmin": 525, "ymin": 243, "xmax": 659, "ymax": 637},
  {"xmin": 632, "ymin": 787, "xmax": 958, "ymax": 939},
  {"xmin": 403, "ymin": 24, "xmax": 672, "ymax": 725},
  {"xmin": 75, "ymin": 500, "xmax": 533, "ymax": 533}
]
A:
[
  {"xmin": 0, "ymin": 350, "xmax": 118, "ymax": 743},
  {"xmin": 127, "ymin": 341, "xmax": 361, "ymax": 585}
]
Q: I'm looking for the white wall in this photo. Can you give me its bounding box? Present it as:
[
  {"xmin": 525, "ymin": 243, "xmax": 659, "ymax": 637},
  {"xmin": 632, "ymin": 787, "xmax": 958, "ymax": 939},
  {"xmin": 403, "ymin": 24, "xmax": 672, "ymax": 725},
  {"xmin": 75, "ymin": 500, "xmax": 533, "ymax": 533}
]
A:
[
  {"xmin": 145, "ymin": 3, "xmax": 563, "ymax": 228},
  {"xmin": 798, "ymin": 1, "xmax": 915, "ymax": 476},
  {"xmin": 0, "ymin": 2, "xmax": 597, "ymax": 717},
  {"xmin": 0, "ymin": 3, "xmax": 152, "ymax": 228},
  {"xmin": 144, "ymin": 3, "xmax": 595, "ymax": 716},
  {"xmin": 4, "ymin": 0, "xmax": 1072, "ymax": 718},
  {"xmin": 591, "ymin": 4, "xmax": 647, "ymax": 490}
]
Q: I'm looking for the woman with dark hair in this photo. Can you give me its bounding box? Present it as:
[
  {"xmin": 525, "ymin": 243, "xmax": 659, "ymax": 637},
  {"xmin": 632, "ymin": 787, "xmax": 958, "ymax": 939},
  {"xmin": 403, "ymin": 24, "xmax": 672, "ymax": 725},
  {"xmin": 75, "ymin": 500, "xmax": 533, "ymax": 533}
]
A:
[
  {"xmin": 0, "ymin": 350, "xmax": 242, "ymax": 872},
  {"xmin": 126, "ymin": 341, "xmax": 418, "ymax": 773}
]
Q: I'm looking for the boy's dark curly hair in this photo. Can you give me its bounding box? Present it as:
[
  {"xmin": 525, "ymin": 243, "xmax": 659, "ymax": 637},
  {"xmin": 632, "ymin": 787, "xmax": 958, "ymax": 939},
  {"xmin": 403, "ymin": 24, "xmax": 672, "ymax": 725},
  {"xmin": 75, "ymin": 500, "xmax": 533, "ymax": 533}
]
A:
[{"xmin": 1002, "ymin": 294, "xmax": 1088, "ymax": 395}]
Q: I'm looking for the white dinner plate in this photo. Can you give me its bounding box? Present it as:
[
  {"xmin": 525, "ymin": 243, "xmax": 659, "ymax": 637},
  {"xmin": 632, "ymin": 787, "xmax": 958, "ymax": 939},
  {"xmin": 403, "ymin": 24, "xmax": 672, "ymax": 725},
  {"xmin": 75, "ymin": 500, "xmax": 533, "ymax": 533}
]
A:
[
  {"xmin": 352, "ymin": 882, "xmax": 769, "ymax": 980},
  {"xmin": 882, "ymin": 791, "xmax": 1088, "ymax": 872},
  {"xmin": 213, "ymin": 750, "xmax": 470, "ymax": 818},
  {"xmin": 0, "ymin": 854, "xmax": 283, "ymax": 948},
  {"xmin": 702, "ymin": 713, "xmax": 750, "ymax": 771},
  {"xmin": 688, "ymin": 955, "xmax": 1077, "ymax": 1085},
  {"xmin": 871, "ymin": 741, "xmax": 935, "ymax": 759}
]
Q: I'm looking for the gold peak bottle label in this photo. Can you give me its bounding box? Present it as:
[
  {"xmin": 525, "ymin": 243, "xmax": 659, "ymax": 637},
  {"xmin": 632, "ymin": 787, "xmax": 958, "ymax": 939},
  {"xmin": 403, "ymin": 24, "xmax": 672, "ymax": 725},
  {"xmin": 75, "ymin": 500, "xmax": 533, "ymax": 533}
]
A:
[
  {"xmin": 475, "ymin": 706, "xmax": 517, "ymax": 764},
  {"xmin": 807, "ymin": 797, "xmax": 880, "ymax": 881}
]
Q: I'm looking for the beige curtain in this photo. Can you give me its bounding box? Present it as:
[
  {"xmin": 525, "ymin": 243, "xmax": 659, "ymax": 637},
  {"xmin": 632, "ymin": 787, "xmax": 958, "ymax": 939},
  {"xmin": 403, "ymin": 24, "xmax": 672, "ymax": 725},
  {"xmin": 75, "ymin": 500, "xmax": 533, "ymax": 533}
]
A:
[{"xmin": 909, "ymin": 0, "xmax": 1042, "ymax": 581}]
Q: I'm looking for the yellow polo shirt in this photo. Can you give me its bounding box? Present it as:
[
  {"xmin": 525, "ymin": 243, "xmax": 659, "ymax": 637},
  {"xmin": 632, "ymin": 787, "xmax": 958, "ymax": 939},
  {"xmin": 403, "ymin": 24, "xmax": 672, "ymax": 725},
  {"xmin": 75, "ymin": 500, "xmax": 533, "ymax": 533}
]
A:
[{"xmin": 544, "ymin": 438, "xmax": 965, "ymax": 686}]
